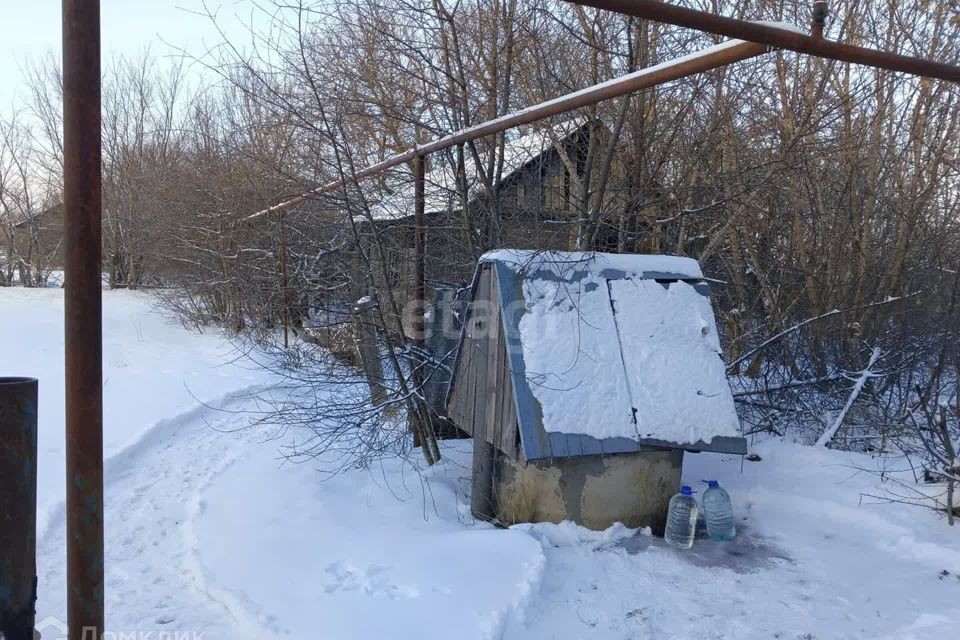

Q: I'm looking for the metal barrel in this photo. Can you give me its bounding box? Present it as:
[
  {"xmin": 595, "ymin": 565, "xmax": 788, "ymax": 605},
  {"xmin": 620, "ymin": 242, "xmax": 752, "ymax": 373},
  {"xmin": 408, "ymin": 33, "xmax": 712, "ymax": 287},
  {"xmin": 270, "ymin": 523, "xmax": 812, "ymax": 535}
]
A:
[{"xmin": 0, "ymin": 377, "xmax": 39, "ymax": 640}]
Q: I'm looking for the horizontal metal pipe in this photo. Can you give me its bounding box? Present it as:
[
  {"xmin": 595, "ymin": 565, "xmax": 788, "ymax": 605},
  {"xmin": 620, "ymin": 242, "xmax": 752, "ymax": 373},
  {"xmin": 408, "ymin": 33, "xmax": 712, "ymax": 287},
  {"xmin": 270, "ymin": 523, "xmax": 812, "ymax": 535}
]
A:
[
  {"xmin": 247, "ymin": 39, "xmax": 767, "ymax": 219},
  {"xmin": 564, "ymin": 0, "xmax": 960, "ymax": 82}
]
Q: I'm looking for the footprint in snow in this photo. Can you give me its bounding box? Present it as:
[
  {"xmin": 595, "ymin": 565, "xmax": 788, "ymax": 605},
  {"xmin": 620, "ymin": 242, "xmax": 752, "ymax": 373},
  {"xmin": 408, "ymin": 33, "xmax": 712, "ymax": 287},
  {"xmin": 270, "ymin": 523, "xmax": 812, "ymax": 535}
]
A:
[{"xmin": 323, "ymin": 562, "xmax": 419, "ymax": 599}]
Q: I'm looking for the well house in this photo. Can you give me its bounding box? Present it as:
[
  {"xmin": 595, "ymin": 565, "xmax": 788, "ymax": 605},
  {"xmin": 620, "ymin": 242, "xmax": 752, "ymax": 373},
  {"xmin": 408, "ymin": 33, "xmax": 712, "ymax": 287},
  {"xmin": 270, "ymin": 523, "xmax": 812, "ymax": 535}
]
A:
[{"xmin": 446, "ymin": 250, "xmax": 745, "ymax": 532}]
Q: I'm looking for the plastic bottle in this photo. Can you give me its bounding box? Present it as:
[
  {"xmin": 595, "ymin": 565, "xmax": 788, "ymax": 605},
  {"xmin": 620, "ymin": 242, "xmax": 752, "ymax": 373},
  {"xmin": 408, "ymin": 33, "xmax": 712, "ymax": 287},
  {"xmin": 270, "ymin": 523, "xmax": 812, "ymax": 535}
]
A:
[
  {"xmin": 665, "ymin": 485, "xmax": 699, "ymax": 549},
  {"xmin": 701, "ymin": 480, "xmax": 736, "ymax": 541}
]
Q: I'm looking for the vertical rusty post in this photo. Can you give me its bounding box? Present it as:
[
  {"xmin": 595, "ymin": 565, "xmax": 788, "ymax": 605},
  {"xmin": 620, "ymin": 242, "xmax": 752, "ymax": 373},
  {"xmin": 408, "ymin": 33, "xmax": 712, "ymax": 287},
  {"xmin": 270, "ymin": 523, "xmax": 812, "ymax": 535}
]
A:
[
  {"xmin": 812, "ymin": 1, "xmax": 828, "ymax": 39},
  {"xmin": 278, "ymin": 211, "xmax": 290, "ymax": 349},
  {"xmin": 413, "ymin": 154, "xmax": 426, "ymax": 344},
  {"xmin": 410, "ymin": 156, "xmax": 440, "ymax": 462},
  {"xmin": 62, "ymin": 1, "xmax": 105, "ymax": 639},
  {"xmin": 410, "ymin": 154, "xmax": 427, "ymax": 448},
  {"xmin": 0, "ymin": 377, "xmax": 39, "ymax": 640}
]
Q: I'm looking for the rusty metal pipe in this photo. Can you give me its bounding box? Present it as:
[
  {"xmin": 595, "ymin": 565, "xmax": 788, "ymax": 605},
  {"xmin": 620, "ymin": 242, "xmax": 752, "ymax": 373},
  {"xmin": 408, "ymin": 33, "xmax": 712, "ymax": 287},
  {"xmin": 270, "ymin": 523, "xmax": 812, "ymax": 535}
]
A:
[
  {"xmin": 564, "ymin": 0, "xmax": 960, "ymax": 82},
  {"xmin": 278, "ymin": 211, "xmax": 290, "ymax": 349},
  {"xmin": 413, "ymin": 154, "xmax": 426, "ymax": 344},
  {"xmin": 811, "ymin": 1, "xmax": 828, "ymax": 40},
  {"xmin": 0, "ymin": 377, "xmax": 39, "ymax": 640},
  {"xmin": 409, "ymin": 154, "xmax": 429, "ymax": 449},
  {"xmin": 247, "ymin": 39, "xmax": 766, "ymax": 219},
  {"xmin": 62, "ymin": 1, "xmax": 105, "ymax": 638}
]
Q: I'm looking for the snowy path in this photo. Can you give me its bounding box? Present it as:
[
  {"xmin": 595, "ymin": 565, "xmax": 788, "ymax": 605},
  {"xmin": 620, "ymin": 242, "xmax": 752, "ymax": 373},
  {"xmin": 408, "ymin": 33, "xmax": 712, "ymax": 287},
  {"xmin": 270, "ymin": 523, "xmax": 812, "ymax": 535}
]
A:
[
  {"xmin": 183, "ymin": 428, "xmax": 544, "ymax": 640},
  {"xmin": 0, "ymin": 287, "xmax": 270, "ymax": 538},
  {"xmin": 1, "ymin": 288, "xmax": 277, "ymax": 637},
  {"xmin": 7, "ymin": 289, "xmax": 545, "ymax": 639},
  {"xmin": 35, "ymin": 390, "xmax": 277, "ymax": 638},
  {"xmin": 34, "ymin": 388, "xmax": 545, "ymax": 639}
]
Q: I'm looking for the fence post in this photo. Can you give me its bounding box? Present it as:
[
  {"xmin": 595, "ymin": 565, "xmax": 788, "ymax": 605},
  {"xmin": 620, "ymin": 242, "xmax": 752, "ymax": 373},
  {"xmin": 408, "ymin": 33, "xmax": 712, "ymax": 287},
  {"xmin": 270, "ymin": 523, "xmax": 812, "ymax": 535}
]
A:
[
  {"xmin": 353, "ymin": 297, "xmax": 387, "ymax": 406},
  {"xmin": 0, "ymin": 377, "xmax": 39, "ymax": 640}
]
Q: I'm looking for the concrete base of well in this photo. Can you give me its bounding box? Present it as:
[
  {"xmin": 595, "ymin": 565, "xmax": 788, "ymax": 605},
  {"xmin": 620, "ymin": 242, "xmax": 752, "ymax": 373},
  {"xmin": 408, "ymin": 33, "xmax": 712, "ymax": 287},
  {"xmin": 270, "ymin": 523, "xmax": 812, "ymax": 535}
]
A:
[{"xmin": 491, "ymin": 449, "xmax": 683, "ymax": 534}]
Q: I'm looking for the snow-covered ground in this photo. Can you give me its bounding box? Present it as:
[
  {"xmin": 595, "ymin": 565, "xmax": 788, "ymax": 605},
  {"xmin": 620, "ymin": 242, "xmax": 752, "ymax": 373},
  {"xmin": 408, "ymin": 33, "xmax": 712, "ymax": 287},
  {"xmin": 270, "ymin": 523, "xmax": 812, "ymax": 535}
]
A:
[
  {"xmin": 0, "ymin": 286, "xmax": 270, "ymax": 537},
  {"xmin": 2, "ymin": 287, "xmax": 958, "ymax": 639},
  {"xmin": 509, "ymin": 444, "xmax": 960, "ymax": 639}
]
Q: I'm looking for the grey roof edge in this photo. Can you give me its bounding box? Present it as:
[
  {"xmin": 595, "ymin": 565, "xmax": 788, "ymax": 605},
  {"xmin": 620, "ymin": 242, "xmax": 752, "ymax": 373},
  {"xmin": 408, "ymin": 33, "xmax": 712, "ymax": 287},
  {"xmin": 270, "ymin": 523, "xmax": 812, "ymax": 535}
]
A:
[
  {"xmin": 494, "ymin": 262, "xmax": 550, "ymax": 462},
  {"xmin": 534, "ymin": 434, "xmax": 747, "ymax": 459},
  {"xmin": 624, "ymin": 435, "xmax": 747, "ymax": 456}
]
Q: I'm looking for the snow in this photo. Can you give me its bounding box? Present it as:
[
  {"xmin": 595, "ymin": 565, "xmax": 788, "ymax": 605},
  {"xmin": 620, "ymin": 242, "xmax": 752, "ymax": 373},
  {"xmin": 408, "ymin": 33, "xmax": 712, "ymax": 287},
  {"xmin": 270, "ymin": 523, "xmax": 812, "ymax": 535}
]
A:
[
  {"xmin": 519, "ymin": 273, "xmax": 635, "ymax": 440},
  {"xmin": 0, "ymin": 287, "xmax": 271, "ymax": 537},
  {"xmin": 816, "ymin": 347, "xmax": 883, "ymax": 447},
  {"xmin": 753, "ymin": 19, "xmax": 808, "ymax": 35},
  {"xmin": 513, "ymin": 520, "xmax": 645, "ymax": 548},
  {"xmin": 4, "ymin": 287, "xmax": 545, "ymax": 639},
  {"xmin": 5, "ymin": 286, "xmax": 959, "ymax": 640},
  {"xmin": 508, "ymin": 252, "xmax": 737, "ymax": 445},
  {"xmin": 191, "ymin": 441, "xmax": 545, "ymax": 640},
  {"xmin": 504, "ymin": 443, "xmax": 960, "ymax": 640},
  {"xmin": 482, "ymin": 248, "xmax": 703, "ymax": 279},
  {"xmin": 611, "ymin": 278, "xmax": 740, "ymax": 443}
]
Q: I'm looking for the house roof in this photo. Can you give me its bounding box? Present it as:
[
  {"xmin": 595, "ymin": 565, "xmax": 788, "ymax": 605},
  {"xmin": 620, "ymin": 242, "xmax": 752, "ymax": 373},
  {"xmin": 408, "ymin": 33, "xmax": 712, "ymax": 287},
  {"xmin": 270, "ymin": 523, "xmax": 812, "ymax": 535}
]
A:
[
  {"xmin": 453, "ymin": 250, "xmax": 745, "ymax": 460},
  {"xmin": 365, "ymin": 119, "xmax": 589, "ymax": 222},
  {"xmin": 4, "ymin": 203, "xmax": 63, "ymax": 229}
]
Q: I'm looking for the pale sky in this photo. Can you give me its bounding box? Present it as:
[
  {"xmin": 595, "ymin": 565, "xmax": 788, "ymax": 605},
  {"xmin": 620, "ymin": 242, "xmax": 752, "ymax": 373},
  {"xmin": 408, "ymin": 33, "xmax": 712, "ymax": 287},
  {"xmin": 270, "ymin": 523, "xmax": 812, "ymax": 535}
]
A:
[{"xmin": 0, "ymin": 1, "xmax": 256, "ymax": 112}]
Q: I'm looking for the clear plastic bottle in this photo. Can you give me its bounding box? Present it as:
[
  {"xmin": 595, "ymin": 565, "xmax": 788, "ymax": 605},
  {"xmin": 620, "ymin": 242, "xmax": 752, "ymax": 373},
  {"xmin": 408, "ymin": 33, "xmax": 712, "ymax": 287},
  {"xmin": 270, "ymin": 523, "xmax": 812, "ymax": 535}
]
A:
[
  {"xmin": 701, "ymin": 480, "xmax": 736, "ymax": 541},
  {"xmin": 665, "ymin": 485, "xmax": 699, "ymax": 549}
]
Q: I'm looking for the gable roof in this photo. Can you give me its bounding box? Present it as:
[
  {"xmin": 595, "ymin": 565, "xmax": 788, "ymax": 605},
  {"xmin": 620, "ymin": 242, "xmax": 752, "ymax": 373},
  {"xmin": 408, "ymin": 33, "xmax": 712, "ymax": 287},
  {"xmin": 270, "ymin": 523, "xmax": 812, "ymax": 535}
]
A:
[
  {"xmin": 4, "ymin": 203, "xmax": 63, "ymax": 229},
  {"xmin": 366, "ymin": 119, "xmax": 589, "ymax": 222},
  {"xmin": 451, "ymin": 250, "xmax": 745, "ymax": 460}
]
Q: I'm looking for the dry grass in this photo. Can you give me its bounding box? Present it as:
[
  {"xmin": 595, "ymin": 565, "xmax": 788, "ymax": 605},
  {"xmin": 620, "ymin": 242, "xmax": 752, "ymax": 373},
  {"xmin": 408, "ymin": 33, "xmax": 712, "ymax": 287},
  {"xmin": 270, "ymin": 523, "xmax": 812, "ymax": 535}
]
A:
[{"xmin": 304, "ymin": 323, "xmax": 362, "ymax": 368}]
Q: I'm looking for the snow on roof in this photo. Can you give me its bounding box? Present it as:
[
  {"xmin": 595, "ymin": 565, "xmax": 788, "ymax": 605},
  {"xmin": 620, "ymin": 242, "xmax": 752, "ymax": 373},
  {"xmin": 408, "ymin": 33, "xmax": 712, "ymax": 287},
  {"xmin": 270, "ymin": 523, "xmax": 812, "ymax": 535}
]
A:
[
  {"xmin": 488, "ymin": 251, "xmax": 738, "ymax": 450},
  {"xmin": 752, "ymin": 20, "xmax": 807, "ymax": 35},
  {"xmin": 365, "ymin": 119, "xmax": 588, "ymax": 222},
  {"xmin": 481, "ymin": 249, "xmax": 704, "ymax": 280}
]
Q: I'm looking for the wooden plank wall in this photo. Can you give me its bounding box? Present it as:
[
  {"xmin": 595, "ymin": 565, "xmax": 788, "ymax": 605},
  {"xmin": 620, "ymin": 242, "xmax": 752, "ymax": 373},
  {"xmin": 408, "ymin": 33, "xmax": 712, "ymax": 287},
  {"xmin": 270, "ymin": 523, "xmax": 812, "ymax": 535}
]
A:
[
  {"xmin": 469, "ymin": 269, "xmax": 491, "ymax": 445},
  {"xmin": 447, "ymin": 267, "xmax": 489, "ymax": 436},
  {"xmin": 447, "ymin": 265, "xmax": 519, "ymax": 457}
]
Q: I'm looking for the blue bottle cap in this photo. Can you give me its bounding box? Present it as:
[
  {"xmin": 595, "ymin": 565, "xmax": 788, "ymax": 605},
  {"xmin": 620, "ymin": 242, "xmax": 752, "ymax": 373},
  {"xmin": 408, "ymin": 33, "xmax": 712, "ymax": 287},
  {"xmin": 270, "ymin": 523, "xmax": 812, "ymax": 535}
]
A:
[
  {"xmin": 703, "ymin": 480, "xmax": 720, "ymax": 488},
  {"xmin": 680, "ymin": 485, "xmax": 695, "ymax": 496}
]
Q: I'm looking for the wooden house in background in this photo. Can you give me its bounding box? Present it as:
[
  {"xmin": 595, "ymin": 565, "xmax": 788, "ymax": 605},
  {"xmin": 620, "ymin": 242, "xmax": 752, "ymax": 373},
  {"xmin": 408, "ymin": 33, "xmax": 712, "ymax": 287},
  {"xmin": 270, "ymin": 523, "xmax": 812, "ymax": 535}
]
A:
[
  {"xmin": 3, "ymin": 204, "xmax": 65, "ymax": 285},
  {"xmin": 11, "ymin": 204, "xmax": 65, "ymax": 264},
  {"xmin": 325, "ymin": 120, "xmax": 615, "ymax": 419},
  {"xmin": 355, "ymin": 118, "xmax": 620, "ymax": 313},
  {"xmin": 311, "ymin": 120, "xmax": 629, "ymax": 424}
]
